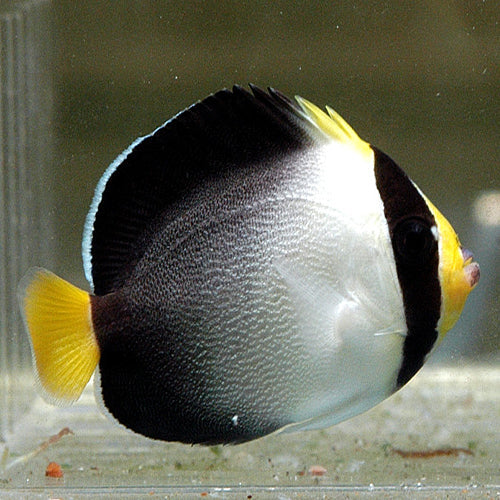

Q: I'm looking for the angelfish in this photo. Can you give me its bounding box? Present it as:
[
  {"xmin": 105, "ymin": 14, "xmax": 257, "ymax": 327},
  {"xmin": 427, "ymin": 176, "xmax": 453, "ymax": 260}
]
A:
[{"xmin": 20, "ymin": 85, "xmax": 480, "ymax": 445}]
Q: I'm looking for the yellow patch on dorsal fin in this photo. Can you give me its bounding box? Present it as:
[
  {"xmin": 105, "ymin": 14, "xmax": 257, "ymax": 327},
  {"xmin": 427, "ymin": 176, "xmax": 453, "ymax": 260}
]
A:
[
  {"xmin": 19, "ymin": 268, "xmax": 100, "ymax": 405},
  {"xmin": 295, "ymin": 96, "xmax": 372, "ymax": 158}
]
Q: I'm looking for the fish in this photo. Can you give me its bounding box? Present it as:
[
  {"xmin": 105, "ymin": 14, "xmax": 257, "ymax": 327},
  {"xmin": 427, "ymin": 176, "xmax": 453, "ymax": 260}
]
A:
[{"xmin": 19, "ymin": 85, "xmax": 480, "ymax": 445}]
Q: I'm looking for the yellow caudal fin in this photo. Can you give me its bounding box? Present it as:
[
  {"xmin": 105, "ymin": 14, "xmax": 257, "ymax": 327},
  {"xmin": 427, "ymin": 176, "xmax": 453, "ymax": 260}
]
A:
[{"xmin": 19, "ymin": 268, "xmax": 100, "ymax": 405}]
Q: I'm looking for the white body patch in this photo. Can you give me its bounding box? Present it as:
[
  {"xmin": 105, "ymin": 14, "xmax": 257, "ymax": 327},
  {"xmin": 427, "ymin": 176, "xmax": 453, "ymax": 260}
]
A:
[{"xmin": 269, "ymin": 143, "xmax": 406, "ymax": 430}]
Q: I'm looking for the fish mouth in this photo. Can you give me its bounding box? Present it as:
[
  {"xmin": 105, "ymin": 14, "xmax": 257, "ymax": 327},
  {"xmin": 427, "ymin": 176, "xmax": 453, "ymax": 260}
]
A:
[{"xmin": 461, "ymin": 247, "xmax": 480, "ymax": 288}]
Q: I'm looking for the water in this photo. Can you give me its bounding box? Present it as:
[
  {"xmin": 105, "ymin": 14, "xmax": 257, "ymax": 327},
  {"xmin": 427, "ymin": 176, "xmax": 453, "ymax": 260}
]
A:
[
  {"xmin": 0, "ymin": 0, "xmax": 498, "ymax": 495},
  {"xmin": 0, "ymin": 0, "xmax": 53, "ymax": 440},
  {"xmin": 52, "ymin": 0, "xmax": 499, "ymax": 355}
]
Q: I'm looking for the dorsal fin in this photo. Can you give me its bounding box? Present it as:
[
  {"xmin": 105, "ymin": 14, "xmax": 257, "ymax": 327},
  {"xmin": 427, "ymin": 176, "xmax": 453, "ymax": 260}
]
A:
[
  {"xmin": 83, "ymin": 85, "xmax": 370, "ymax": 295},
  {"xmin": 295, "ymin": 96, "xmax": 372, "ymax": 158}
]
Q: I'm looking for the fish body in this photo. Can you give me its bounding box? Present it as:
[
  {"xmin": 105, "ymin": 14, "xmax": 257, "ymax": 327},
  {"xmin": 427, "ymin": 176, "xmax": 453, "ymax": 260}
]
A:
[{"xmin": 20, "ymin": 86, "xmax": 479, "ymax": 444}]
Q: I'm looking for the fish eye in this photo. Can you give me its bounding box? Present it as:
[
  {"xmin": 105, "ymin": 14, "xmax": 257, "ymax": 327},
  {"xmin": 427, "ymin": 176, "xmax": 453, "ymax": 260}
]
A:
[{"xmin": 393, "ymin": 218, "xmax": 437, "ymax": 266}]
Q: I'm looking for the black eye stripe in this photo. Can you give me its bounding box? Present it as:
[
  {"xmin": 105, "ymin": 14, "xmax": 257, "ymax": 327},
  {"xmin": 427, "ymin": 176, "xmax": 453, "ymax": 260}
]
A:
[{"xmin": 372, "ymin": 147, "xmax": 441, "ymax": 388}]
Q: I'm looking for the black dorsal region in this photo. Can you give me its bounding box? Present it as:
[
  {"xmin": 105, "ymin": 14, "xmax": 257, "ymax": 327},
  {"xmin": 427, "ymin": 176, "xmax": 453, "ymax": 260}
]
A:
[{"xmin": 85, "ymin": 86, "xmax": 319, "ymax": 295}]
